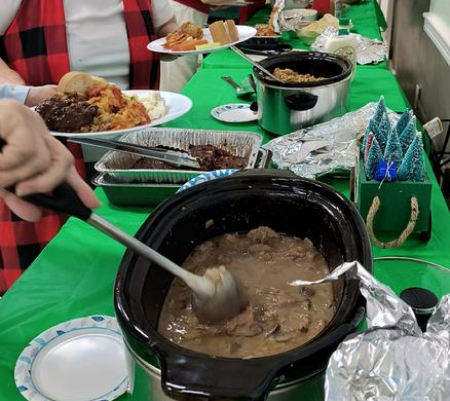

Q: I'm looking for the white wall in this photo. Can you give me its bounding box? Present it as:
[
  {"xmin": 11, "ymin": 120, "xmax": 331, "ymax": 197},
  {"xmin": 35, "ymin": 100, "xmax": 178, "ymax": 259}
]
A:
[
  {"xmin": 430, "ymin": 0, "xmax": 450, "ymax": 24},
  {"xmin": 424, "ymin": 0, "xmax": 450, "ymax": 66},
  {"xmin": 378, "ymin": 0, "xmax": 390, "ymax": 19}
]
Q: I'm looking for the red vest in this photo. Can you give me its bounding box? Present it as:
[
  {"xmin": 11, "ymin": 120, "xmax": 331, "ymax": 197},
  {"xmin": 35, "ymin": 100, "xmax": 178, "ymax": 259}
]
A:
[
  {"xmin": 172, "ymin": 0, "xmax": 210, "ymax": 14},
  {"xmin": 0, "ymin": 0, "xmax": 160, "ymax": 292}
]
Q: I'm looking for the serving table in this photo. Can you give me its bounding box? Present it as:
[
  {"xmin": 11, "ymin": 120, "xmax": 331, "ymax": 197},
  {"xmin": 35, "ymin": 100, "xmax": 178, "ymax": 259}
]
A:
[
  {"xmin": 0, "ymin": 1, "xmax": 449, "ymax": 400},
  {"xmin": 202, "ymin": 1, "xmax": 388, "ymax": 70}
]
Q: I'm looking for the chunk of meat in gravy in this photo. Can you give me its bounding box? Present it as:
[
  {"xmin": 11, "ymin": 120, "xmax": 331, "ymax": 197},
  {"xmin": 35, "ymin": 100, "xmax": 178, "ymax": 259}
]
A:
[
  {"xmin": 247, "ymin": 226, "xmax": 281, "ymax": 244},
  {"xmin": 158, "ymin": 226, "xmax": 335, "ymax": 358},
  {"xmin": 226, "ymin": 307, "xmax": 262, "ymax": 337}
]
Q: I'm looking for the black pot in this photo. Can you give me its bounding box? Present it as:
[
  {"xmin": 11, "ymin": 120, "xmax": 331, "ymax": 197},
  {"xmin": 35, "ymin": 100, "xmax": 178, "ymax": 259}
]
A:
[{"xmin": 115, "ymin": 170, "xmax": 372, "ymax": 401}]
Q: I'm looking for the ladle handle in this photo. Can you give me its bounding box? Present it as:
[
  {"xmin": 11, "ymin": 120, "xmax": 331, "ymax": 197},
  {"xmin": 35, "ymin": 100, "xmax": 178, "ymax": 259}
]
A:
[
  {"xmin": 0, "ymin": 139, "xmax": 91, "ymax": 220},
  {"xmin": 2, "ymin": 175, "xmax": 211, "ymax": 296},
  {"xmin": 86, "ymin": 213, "xmax": 210, "ymax": 294},
  {"xmin": 14, "ymin": 181, "xmax": 93, "ymax": 221}
]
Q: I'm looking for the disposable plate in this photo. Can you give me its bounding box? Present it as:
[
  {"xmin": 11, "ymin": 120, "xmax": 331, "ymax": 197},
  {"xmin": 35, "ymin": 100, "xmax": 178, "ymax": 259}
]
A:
[
  {"xmin": 15, "ymin": 315, "xmax": 128, "ymax": 401},
  {"xmin": 147, "ymin": 26, "xmax": 257, "ymax": 56},
  {"xmin": 49, "ymin": 90, "xmax": 192, "ymax": 138}
]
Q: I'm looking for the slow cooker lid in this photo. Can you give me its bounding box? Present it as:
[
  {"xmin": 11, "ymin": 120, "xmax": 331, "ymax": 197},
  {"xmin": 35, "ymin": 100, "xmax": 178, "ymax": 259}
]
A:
[{"xmin": 254, "ymin": 51, "xmax": 353, "ymax": 88}]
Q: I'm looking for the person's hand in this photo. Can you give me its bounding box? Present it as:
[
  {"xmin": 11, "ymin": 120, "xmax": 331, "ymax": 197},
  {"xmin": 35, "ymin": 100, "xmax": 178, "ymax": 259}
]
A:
[
  {"xmin": 0, "ymin": 100, "xmax": 99, "ymax": 221},
  {"xmin": 24, "ymin": 85, "xmax": 58, "ymax": 107}
]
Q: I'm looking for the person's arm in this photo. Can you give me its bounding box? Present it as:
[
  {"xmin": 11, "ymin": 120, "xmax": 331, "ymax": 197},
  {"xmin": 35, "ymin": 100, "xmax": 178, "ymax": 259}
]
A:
[
  {"xmin": 155, "ymin": 17, "xmax": 178, "ymax": 38},
  {"xmin": 0, "ymin": 58, "xmax": 25, "ymax": 85},
  {"xmin": 0, "ymin": 100, "xmax": 99, "ymax": 221},
  {"xmin": 0, "ymin": 83, "xmax": 58, "ymax": 106},
  {"xmin": 0, "ymin": 58, "xmax": 57, "ymax": 105}
]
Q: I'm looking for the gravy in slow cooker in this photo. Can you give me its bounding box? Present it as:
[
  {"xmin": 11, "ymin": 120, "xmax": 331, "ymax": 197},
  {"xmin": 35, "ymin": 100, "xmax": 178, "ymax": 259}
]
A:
[{"xmin": 158, "ymin": 227, "xmax": 335, "ymax": 358}]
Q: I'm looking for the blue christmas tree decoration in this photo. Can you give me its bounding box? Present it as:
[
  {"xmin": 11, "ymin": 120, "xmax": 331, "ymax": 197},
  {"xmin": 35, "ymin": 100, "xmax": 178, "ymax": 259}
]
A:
[
  {"xmin": 410, "ymin": 134, "xmax": 426, "ymax": 182},
  {"xmin": 365, "ymin": 136, "xmax": 383, "ymax": 180},
  {"xmin": 384, "ymin": 125, "xmax": 403, "ymax": 165},
  {"xmin": 376, "ymin": 111, "xmax": 391, "ymax": 152},
  {"xmin": 399, "ymin": 116, "xmax": 417, "ymax": 154},
  {"xmin": 395, "ymin": 109, "xmax": 413, "ymax": 136},
  {"xmin": 397, "ymin": 134, "xmax": 425, "ymax": 181},
  {"xmin": 372, "ymin": 96, "xmax": 386, "ymax": 126}
]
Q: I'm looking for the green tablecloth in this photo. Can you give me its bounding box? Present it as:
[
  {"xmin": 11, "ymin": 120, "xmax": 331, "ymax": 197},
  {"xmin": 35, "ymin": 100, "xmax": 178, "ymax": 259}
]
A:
[
  {"xmin": 1, "ymin": 65, "xmax": 449, "ymax": 401},
  {"xmin": 202, "ymin": 0, "xmax": 386, "ymax": 70},
  {"xmin": 246, "ymin": 0, "xmax": 384, "ymax": 40},
  {"xmin": 0, "ymin": 3, "xmax": 448, "ymax": 400}
]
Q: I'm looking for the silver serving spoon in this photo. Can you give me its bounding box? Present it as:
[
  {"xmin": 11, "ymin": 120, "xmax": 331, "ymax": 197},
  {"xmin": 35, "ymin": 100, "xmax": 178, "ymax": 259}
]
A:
[
  {"xmin": 221, "ymin": 76, "xmax": 254, "ymax": 98},
  {"xmin": 230, "ymin": 45, "xmax": 284, "ymax": 83},
  {"xmin": 9, "ymin": 182, "xmax": 248, "ymax": 323}
]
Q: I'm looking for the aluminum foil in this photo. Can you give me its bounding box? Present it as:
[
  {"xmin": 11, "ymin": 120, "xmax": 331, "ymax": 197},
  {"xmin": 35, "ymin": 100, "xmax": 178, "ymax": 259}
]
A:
[
  {"xmin": 278, "ymin": 9, "xmax": 312, "ymax": 32},
  {"xmin": 289, "ymin": 261, "xmax": 450, "ymax": 400},
  {"xmin": 263, "ymin": 103, "xmax": 398, "ymax": 179},
  {"xmin": 311, "ymin": 27, "xmax": 388, "ymax": 65}
]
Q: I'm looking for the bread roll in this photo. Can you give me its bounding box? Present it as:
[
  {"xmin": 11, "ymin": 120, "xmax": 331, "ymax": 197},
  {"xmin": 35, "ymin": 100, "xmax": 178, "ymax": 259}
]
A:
[
  {"xmin": 58, "ymin": 71, "xmax": 106, "ymax": 94},
  {"xmin": 209, "ymin": 20, "xmax": 239, "ymax": 45},
  {"xmin": 225, "ymin": 20, "xmax": 239, "ymax": 42}
]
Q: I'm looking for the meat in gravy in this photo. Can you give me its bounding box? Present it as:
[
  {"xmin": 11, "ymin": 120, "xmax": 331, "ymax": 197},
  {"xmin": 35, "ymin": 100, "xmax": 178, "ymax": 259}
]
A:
[{"xmin": 158, "ymin": 227, "xmax": 335, "ymax": 358}]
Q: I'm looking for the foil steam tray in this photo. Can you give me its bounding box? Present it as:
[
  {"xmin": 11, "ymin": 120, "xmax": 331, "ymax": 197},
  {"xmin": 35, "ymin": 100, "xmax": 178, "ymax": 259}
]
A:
[
  {"xmin": 95, "ymin": 128, "xmax": 263, "ymax": 184},
  {"xmin": 92, "ymin": 173, "xmax": 181, "ymax": 206},
  {"xmin": 94, "ymin": 148, "xmax": 272, "ymax": 206}
]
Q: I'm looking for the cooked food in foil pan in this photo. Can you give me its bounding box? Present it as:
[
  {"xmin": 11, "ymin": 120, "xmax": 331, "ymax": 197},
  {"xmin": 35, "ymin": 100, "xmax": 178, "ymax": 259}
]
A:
[{"xmin": 95, "ymin": 128, "xmax": 263, "ymax": 183}]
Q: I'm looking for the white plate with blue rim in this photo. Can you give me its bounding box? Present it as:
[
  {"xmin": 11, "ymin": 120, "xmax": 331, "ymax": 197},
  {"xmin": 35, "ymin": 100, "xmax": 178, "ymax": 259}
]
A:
[
  {"xmin": 211, "ymin": 103, "xmax": 258, "ymax": 123},
  {"xmin": 15, "ymin": 315, "xmax": 129, "ymax": 401},
  {"xmin": 177, "ymin": 169, "xmax": 239, "ymax": 193}
]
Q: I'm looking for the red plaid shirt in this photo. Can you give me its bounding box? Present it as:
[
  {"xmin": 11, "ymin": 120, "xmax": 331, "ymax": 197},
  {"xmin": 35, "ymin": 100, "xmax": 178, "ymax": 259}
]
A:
[{"xmin": 0, "ymin": 0, "xmax": 159, "ymax": 294}]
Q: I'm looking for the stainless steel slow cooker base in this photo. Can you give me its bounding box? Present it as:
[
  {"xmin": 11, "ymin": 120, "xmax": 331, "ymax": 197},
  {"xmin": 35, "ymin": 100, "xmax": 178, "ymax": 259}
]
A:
[
  {"xmin": 254, "ymin": 52, "xmax": 353, "ymax": 136},
  {"xmin": 124, "ymin": 345, "xmax": 326, "ymax": 401}
]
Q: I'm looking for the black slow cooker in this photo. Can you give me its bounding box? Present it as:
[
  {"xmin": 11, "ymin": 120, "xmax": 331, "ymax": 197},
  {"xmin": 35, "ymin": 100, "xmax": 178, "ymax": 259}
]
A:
[{"xmin": 115, "ymin": 170, "xmax": 372, "ymax": 401}]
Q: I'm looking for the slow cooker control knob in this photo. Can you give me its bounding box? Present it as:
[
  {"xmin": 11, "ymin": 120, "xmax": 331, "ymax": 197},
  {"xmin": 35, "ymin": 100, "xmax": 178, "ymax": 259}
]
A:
[{"xmin": 399, "ymin": 287, "xmax": 439, "ymax": 331}]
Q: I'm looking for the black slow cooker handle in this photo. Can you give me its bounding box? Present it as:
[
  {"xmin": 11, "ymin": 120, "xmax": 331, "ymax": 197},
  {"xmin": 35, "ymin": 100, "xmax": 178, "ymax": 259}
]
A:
[
  {"xmin": 160, "ymin": 353, "xmax": 281, "ymax": 401},
  {"xmin": 284, "ymin": 93, "xmax": 318, "ymax": 111},
  {"xmin": 159, "ymin": 311, "xmax": 364, "ymax": 401}
]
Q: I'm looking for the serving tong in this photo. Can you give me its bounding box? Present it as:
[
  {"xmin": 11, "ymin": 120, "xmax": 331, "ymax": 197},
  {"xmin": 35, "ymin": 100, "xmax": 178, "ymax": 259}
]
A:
[{"xmin": 70, "ymin": 138, "xmax": 202, "ymax": 170}]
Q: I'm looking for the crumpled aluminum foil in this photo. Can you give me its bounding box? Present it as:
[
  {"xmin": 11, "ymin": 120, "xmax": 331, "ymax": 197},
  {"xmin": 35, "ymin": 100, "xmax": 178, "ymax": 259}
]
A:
[
  {"xmin": 278, "ymin": 9, "xmax": 312, "ymax": 32},
  {"xmin": 262, "ymin": 103, "xmax": 398, "ymax": 179},
  {"xmin": 289, "ymin": 261, "xmax": 450, "ymax": 400},
  {"xmin": 311, "ymin": 27, "xmax": 388, "ymax": 65}
]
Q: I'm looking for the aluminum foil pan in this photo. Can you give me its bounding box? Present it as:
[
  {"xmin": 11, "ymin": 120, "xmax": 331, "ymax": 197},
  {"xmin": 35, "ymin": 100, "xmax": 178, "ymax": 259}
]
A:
[
  {"xmin": 92, "ymin": 173, "xmax": 181, "ymax": 206},
  {"xmin": 263, "ymin": 103, "xmax": 399, "ymax": 179},
  {"xmin": 311, "ymin": 27, "xmax": 388, "ymax": 65},
  {"xmin": 95, "ymin": 128, "xmax": 263, "ymax": 184}
]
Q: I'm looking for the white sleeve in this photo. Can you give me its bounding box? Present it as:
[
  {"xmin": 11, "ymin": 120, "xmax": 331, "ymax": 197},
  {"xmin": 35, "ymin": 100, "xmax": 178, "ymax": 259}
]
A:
[
  {"xmin": 0, "ymin": 0, "xmax": 22, "ymax": 36},
  {"xmin": 151, "ymin": 0, "xmax": 175, "ymax": 29}
]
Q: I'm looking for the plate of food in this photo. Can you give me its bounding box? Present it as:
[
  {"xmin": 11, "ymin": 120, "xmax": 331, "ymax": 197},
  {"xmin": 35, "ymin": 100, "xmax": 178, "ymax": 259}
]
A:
[
  {"xmin": 148, "ymin": 21, "xmax": 256, "ymax": 55},
  {"xmin": 254, "ymin": 24, "xmax": 282, "ymax": 39},
  {"xmin": 35, "ymin": 72, "xmax": 192, "ymax": 138}
]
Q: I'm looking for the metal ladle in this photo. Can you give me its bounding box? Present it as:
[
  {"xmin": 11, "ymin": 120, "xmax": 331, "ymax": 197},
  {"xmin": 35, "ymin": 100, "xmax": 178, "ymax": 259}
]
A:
[
  {"xmin": 230, "ymin": 45, "xmax": 284, "ymax": 83},
  {"xmin": 9, "ymin": 182, "xmax": 249, "ymax": 323}
]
